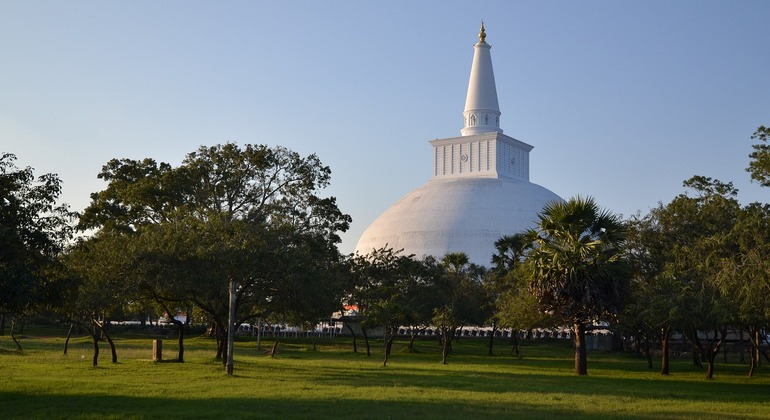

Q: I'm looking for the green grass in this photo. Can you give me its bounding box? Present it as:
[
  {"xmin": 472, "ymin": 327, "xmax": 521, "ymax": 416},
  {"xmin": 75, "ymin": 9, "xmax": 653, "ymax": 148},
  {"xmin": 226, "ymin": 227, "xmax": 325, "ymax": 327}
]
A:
[{"xmin": 1, "ymin": 326, "xmax": 769, "ymax": 419}]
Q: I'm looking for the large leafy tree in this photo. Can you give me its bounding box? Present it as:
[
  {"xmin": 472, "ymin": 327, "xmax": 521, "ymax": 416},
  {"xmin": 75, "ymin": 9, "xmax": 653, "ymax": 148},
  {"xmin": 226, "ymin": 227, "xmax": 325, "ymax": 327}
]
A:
[
  {"xmin": 74, "ymin": 143, "xmax": 351, "ymax": 368},
  {"xmin": 1, "ymin": 153, "xmax": 74, "ymax": 343},
  {"xmin": 747, "ymin": 125, "xmax": 770, "ymax": 187},
  {"xmin": 348, "ymin": 248, "xmax": 438, "ymax": 366},
  {"xmin": 525, "ymin": 196, "xmax": 628, "ymax": 376},
  {"xmin": 660, "ymin": 177, "xmax": 740, "ymax": 380},
  {"xmin": 620, "ymin": 213, "xmax": 683, "ymax": 374},
  {"xmin": 713, "ymin": 202, "xmax": 770, "ymax": 376}
]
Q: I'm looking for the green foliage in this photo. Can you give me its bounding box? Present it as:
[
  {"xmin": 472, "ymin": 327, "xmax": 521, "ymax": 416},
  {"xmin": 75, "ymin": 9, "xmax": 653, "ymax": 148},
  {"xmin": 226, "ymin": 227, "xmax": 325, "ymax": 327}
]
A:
[
  {"xmin": 490, "ymin": 233, "xmax": 552, "ymax": 332},
  {"xmin": 747, "ymin": 125, "xmax": 770, "ymax": 187},
  {"xmin": 0, "ymin": 153, "xmax": 74, "ymax": 317},
  {"xmin": 67, "ymin": 143, "xmax": 352, "ymax": 361},
  {"xmin": 526, "ymin": 196, "xmax": 629, "ymax": 325}
]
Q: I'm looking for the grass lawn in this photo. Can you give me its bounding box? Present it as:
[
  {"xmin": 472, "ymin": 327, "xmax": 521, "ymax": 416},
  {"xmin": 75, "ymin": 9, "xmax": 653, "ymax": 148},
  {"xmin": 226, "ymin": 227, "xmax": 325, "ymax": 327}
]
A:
[{"xmin": 1, "ymin": 325, "xmax": 769, "ymax": 419}]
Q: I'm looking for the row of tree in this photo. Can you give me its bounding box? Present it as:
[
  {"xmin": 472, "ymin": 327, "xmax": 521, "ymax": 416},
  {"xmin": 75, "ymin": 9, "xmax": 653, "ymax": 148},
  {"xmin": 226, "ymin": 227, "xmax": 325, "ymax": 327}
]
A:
[{"xmin": 1, "ymin": 126, "xmax": 768, "ymax": 379}]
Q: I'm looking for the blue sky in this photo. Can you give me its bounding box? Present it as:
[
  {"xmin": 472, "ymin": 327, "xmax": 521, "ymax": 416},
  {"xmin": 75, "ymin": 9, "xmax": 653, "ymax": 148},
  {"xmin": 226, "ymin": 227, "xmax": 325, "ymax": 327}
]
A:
[{"xmin": 2, "ymin": 1, "xmax": 769, "ymax": 254}]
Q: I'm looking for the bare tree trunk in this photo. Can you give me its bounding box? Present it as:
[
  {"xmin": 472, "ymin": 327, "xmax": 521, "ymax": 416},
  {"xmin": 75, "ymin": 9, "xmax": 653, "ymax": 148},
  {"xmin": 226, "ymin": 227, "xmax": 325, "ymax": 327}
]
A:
[
  {"xmin": 685, "ymin": 329, "xmax": 703, "ymax": 368},
  {"xmin": 487, "ymin": 321, "xmax": 497, "ymax": 356},
  {"xmin": 92, "ymin": 319, "xmax": 118, "ymax": 363},
  {"xmin": 660, "ymin": 326, "xmax": 670, "ymax": 375},
  {"xmin": 0, "ymin": 313, "xmax": 5, "ymax": 336},
  {"xmin": 511, "ymin": 331, "xmax": 521, "ymax": 357},
  {"xmin": 440, "ymin": 327, "xmax": 453, "ymax": 365},
  {"xmin": 747, "ymin": 327, "xmax": 761, "ymax": 377},
  {"xmin": 173, "ymin": 319, "xmax": 185, "ymax": 363},
  {"xmin": 64, "ymin": 323, "xmax": 74, "ymax": 355},
  {"xmin": 10, "ymin": 318, "xmax": 22, "ymax": 353},
  {"xmin": 643, "ymin": 335, "xmax": 653, "ymax": 369},
  {"xmin": 383, "ymin": 327, "xmax": 394, "ymax": 367},
  {"xmin": 362, "ymin": 327, "xmax": 371, "ymax": 357},
  {"xmin": 703, "ymin": 330, "xmax": 724, "ymax": 380},
  {"xmin": 344, "ymin": 323, "xmax": 357, "ymax": 353},
  {"xmin": 573, "ymin": 321, "xmax": 587, "ymax": 376},
  {"xmin": 90, "ymin": 323, "xmax": 100, "ymax": 367}
]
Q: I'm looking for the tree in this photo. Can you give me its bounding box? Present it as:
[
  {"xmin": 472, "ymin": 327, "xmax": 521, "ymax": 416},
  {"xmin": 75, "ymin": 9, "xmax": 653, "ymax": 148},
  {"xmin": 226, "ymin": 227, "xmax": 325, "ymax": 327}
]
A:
[
  {"xmin": 348, "ymin": 248, "xmax": 438, "ymax": 366},
  {"xmin": 1, "ymin": 153, "xmax": 74, "ymax": 345},
  {"xmin": 525, "ymin": 196, "xmax": 628, "ymax": 375},
  {"xmin": 714, "ymin": 202, "xmax": 770, "ymax": 376},
  {"xmin": 620, "ymin": 213, "xmax": 684, "ymax": 374},
  {"xmin": 76, "ymin": 143, "xmax": 351, "ymax": 372},
  {"xmin": 659, "ymin": 177, "xmax": 740, "ymax": 380},
  {"xmin": 490, "ymin": 233, "xmax": 549, "ymax": 356},
  {"xmin": 433, "ymin": 252, "xmax": 489, "ymax": 364},
  {"xmin": 64, "ymin": 233, "xmax": 135, "ymax": 366},
  {"xmin": 747, "ymin": 125, "xmax": 770, "ymax": 187}
]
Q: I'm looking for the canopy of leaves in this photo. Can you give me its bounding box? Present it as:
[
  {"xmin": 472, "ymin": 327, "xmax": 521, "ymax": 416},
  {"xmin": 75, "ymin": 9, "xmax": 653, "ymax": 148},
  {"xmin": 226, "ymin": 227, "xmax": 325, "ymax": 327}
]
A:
[
  {"xmin": 1, "ymin": 153, "xmax": 74, "ymax": 315},
  {"xmin": 747, "ymin": 125, "xmax": 770, "ymax": 187},
  {"xmin": 70, "ymin": 143, "xmax": 351, "ymax": 330},
  {"xmin": 525, "ymin": 196, "xmax": 628, "ymax": 324}
]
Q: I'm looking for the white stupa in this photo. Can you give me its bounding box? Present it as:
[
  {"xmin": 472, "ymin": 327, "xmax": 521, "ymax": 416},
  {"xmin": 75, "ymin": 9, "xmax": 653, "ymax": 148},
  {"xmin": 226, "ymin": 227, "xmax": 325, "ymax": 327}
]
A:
[{"xmin": 355, "ymin": 24, "xmax": 562, "ymax": 266}]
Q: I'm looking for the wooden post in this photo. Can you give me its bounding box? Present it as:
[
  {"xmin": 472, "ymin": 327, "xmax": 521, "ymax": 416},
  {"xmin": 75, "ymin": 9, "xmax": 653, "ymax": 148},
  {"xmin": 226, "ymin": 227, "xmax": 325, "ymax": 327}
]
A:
[
  {"xmin": 226, "ymin": 278, "xmax": 236, "ymax": 375},
  {"xmin": 153, "ymin": 339, "xmax": 163, "ymax": 361}
]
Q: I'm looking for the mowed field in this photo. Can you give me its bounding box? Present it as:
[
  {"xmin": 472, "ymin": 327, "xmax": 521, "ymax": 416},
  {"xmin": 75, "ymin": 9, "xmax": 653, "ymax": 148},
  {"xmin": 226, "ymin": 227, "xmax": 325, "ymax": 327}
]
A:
[{"xmin": 1, "ymin": 325, "xmax": 769, "ymax": 419}]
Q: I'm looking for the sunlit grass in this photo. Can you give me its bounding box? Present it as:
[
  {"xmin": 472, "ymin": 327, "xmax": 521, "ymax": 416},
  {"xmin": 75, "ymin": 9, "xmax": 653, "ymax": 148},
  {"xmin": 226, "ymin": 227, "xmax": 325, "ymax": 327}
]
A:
[{"xmin": 1, "ymin": 325, "xmax": 768, "ymax": 419}]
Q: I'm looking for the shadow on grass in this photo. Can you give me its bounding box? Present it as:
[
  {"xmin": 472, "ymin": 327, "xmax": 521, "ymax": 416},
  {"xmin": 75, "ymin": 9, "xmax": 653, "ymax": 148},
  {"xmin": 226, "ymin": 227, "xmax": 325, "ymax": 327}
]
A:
[{"xmin": 0, "ymin": 391, "xmax": 683, "ymax": 420}]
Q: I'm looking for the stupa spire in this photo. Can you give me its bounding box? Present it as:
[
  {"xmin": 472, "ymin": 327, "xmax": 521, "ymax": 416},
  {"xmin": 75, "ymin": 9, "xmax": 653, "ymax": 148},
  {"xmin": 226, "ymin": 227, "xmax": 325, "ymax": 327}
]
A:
[
  {"xmin": 461, "ymin": 22, "xmax": 502, "ymax": 136},
  {"xmin": 479, "ymin": 21, "xmax": 487, "ymax": 43}
]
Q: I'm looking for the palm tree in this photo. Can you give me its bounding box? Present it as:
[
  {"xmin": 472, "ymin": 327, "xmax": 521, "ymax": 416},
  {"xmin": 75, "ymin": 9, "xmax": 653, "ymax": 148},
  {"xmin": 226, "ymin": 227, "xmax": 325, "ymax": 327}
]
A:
[
  {"xmin": 525, "ymin": 196, "xmax": 628, "ymax": 375},
  {"xmin": 491, "ymin": 233, "xmax": 531, "ymax": 273}
]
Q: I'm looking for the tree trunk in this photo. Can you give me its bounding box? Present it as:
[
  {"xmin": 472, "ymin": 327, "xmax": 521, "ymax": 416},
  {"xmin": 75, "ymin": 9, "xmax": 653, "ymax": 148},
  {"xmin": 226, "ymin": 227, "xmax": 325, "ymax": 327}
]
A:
[
  {"xmin": 643, "ymin": 335, "xmax": 653, "ymax": 369},
  {"xmin": 214, "ymin": 322, "xmax": 226, "ymax": 360},
  {"xmin": 749, "ymin": 344, "xmax": 757, "ymax": 377},
  {"xmin": 685, "ymin": 329, "xmax": 703, "ymax": 368},
  {"xmin": 362, "ymin": 327, "xmax": 371, "ymax": 357},
  {"xmin": 270, "ymin": 339, "xmax": 279, "ymax": 358},
  {"xmin": 660, "ymin": 326, "xmax": 670, "ymax": 375},
  {"xmin": 440, "ymin": 327, "xmax": 453, "ymax": 365},
  {"xmin": 407, "ymin": 332, "xmax": 417, "ymax": 352},
  {"xmin": 344, "ymin": 323, "xmax": 357, "ymax": 353},
  {"xmin": 747, "ymin": 327, "xmax": 760, "ymax": 377},
  {"xmin": 487, "ymin": 321, "xmax": 497, "ymax": 356},
  {"xmin": 703, "ymin": 330, "xmax": 724, "ymax": 380},
  {"xmin": 93, "ymin": 319, "xmax": 118, "ymax": 363},
  {"xmin": 383, "ymin": 327, "xmax": 394, "ymax": 367},
  {"xmin": 0, "ymin": 313, "xmax": 5, "ymax": 336},
  {"xmin": 225, "ymin": 279, "xmax": 236, "ymax": 375},
  {"xmin": 185, "ymin": 305, "xmax": 193, "ymax": 331},
  {"xmin": 64, "ymin": 323, "xmax": 74, "ymax": 355},
  {"xmin": 91, "ymin": 324, "xmax": 100, "ymax": 367},
  {"xmin": 10, "ymin": 318, "xmax": 22, "ymax": 353},
  {"xmin": 573, "ymin": 321, "xmax": 587, "ymax": 376},
  {"xmin": 511, "ymin": 331, "xmax": 521, "ymax": 357},
  {"xmin": 173, "ymin": 319, "xmax": 185, "ymax": 363}
]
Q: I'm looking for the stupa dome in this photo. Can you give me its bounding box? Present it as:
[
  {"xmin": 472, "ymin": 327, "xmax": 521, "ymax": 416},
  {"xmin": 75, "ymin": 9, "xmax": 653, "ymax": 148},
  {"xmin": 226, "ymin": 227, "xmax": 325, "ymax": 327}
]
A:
[{"xmin": 355, "ymin": 177, "xmax": 561, "ymax": 266}]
